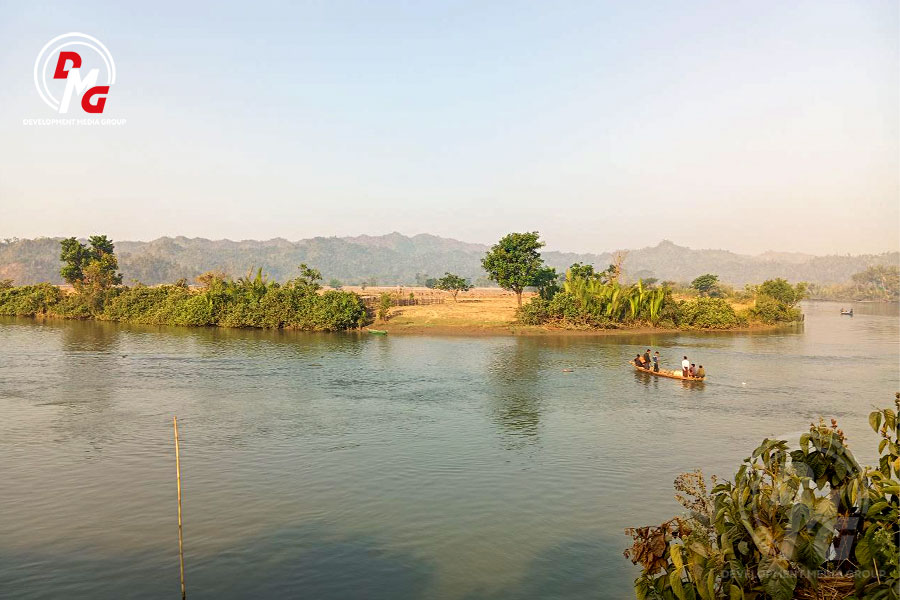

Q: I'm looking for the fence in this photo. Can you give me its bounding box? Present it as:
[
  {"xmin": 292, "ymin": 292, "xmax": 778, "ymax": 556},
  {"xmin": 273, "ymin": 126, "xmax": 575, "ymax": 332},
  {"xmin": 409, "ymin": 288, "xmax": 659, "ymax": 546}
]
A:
[{"xmin": 361, "ymin": 295, "xmax": 445, "ymax": 308}]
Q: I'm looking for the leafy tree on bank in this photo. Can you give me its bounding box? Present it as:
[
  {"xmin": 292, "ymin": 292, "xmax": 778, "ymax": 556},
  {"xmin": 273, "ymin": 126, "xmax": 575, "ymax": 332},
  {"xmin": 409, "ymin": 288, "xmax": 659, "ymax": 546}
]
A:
[
  {"xmin": 434, "ymin": 272, "xmax": 472, "ymax": 301},
  {"xmin": 690, "ymin": 273, "xmax": 719, "ymax": 296},
  {"xmin": 531, "ymin": 266, "xmax": 561, "ymax": 300},
  {"xmin": 568, "ymin": 262, "xmax": 600, "ymax": 281},
  {"xmin": 852, "ymin": 265, "xmax": 899, "ymax": 300},
  {"xmin": 757, "ymin": 277, "xmax": 806, "ymax": 306},
  {"xmin": 377, "ymin": 292, "xmax": 392, "ymax": 322},
  {"xmin": 751, "ymin": 278, "xmax": 807, "ymax": 324},
  {"xmin": 59, "ymin": 235, "xmax": 122, "ymax": 290},
  {"xmin": 481, "ymin": 232, "xmax": 546, "ymax": 307},
  {"xmin": 289, "ymin": 263, "xmax": 322, "ymax": 293}
]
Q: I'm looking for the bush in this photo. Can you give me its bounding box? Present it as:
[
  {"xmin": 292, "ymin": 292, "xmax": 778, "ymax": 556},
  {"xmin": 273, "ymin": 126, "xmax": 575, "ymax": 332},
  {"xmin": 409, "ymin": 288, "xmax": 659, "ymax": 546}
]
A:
[
  {"xmin": 516, "ymin": 292, "xmax": 615, "ymax": 328},
  {"xmin": 0, "ymin": 276, "xmax": 367, "ymax": 332},
  {"xmin": 516, "ymin": 297, "xmax": 550, "ymax": 325},
  {"xmin": 758, "ymin": 278, "xmax": 806, "ymax": 306},
  {"xmin": 316, "ymin": 290, "xmax": 367, "ymax": 330},
  {"xmin": 677, "ymin": 297, "xmax": 741, "ymax": 329},
  {"xmin": 751, "ymin": 294, "xmax": 802, "ymax": 324},
  {"xmin": 0, "ymin": 283, "xmax": 62, "ymax": 316}
]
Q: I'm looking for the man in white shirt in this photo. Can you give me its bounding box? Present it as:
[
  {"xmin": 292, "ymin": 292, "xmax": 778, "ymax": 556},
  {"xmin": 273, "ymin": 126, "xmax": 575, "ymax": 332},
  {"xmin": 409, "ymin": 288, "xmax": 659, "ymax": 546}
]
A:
[{"xmin": 681, "ymin": 356, "xmax": 690, "ymax": 378}]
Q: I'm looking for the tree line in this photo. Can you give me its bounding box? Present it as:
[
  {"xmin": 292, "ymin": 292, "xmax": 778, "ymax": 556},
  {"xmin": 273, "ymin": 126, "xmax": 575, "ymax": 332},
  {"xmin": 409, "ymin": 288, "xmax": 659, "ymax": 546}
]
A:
[
  {"xmin": 0, "ymin": 232, "xmax": 819, "ymax": 331},
  {"xmin": 0, "ymin": 237, "xmax": 366, "ymax": 331}
]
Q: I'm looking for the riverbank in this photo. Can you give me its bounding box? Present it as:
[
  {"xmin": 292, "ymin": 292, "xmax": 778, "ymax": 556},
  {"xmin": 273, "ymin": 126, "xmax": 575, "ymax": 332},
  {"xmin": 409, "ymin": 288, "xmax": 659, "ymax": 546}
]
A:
[
  {"xmin": 369, "ymin": 289, "xmax": 797, "ymax": 336},
  {"xmin": 0, "ymin": 283, "xmax": 802, "ymax": 336}
]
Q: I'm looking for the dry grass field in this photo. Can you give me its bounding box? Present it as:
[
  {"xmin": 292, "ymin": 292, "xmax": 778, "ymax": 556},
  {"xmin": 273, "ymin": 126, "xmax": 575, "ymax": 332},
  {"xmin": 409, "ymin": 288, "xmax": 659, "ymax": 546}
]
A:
[{"xmin": 344, "ymin": 287, "xmax": 536, "ymax": 334}]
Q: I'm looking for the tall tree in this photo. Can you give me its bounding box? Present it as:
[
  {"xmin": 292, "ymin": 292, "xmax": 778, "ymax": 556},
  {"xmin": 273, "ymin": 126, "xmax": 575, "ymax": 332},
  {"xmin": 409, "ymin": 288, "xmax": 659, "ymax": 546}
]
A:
[
  {"xmin": 59, "ymin": 235, "xmax": 122, "ymax": 290},
  {"xmin": 481, "ymin": 232, "xmax": 546, "ymax": 307}
]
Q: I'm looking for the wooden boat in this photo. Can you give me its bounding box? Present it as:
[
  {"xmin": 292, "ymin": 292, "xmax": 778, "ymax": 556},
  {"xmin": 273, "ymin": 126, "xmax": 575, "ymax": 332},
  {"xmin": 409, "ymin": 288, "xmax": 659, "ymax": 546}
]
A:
[
  {"xmin": 630, "ymin": 363, "xmax": 705, "ymax": 382},
  {"xmin": 367, "ymin": 328, "xmax": 388, "ymax": 335},
  {"xmin": 840, "ymin": 310, "xmax": 853, "ymax": 316}
]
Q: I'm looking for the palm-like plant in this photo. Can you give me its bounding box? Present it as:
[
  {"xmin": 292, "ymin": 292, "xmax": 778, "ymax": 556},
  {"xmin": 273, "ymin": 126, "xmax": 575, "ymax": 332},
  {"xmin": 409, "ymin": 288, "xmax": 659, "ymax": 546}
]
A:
[
  {"xmin": 560, "ymin": 270, "xmax": 669, "ymax": 324},
  {"xmin": 237, "ymin": 267, "xmax": 269, "ymax": 303}
]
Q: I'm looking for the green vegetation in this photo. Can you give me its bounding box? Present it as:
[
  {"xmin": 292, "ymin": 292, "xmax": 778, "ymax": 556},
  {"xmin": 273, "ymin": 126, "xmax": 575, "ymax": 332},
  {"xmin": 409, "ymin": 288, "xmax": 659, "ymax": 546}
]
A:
[
  {"xmin": 0, "ymin": 241, "xmax": 366, "ymax": 331},
  {"xmin": 625, "ymin": 395, "xmax": 900, "ymax": 600},
  {"xmin": 691, "ymin": 273, "xmax": 721, "ymax": 297},
  {"xmin": 749, "ymin": 278, "xmax": 806, "ymax": 324},
  {"xmin": 482, "ymin": 232, "xmax": 547, "ymax": 307},
  {"xmin": 377, "ymin": 292, "xmax": 392, "ymax": 322},
  {"xmin": 808, "ymin": 266, "xmax": 900, "ymax": 302},
  {"xmin": 433, "ymin": 272, "xmax": 473, "ymax": 301},
  {"xmin": 678, "ymin": 297, "xmax": 742, "ymax": 329},
  {"xmin": 518, "ymin": 269, "xmax": 804, "ymax": 330},
  {"xmin": 60, "ymin": 235, "xmax": 123, "ymax": 289}
]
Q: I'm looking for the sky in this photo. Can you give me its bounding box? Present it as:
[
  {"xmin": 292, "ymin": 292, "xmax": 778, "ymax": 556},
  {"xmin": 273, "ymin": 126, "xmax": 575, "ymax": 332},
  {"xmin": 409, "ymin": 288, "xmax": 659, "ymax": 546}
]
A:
[{"xmin": 0, "ymin": 1, "xmax": 897, "ymax": 256}]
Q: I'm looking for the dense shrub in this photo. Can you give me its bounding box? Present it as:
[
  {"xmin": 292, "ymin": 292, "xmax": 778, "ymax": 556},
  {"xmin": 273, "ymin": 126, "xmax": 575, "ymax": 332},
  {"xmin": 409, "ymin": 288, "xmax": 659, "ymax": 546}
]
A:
[
  {"xmin": 751, "ymin": 294, "xmax": 802, "ymax": 324},
  {"xmin": 750, "ymin": 278, "xmax": 805, "ymax": 324},
  {"xmin": 676, "ymin": 297, "xmax": 742, "ymax": 329},
  {"xmin": 316, "ymin": 290, "xmax": 367, "ymax": 330},
  {"xmin": 0, "ymin": 280, "xmax": 366, "ymax": 332},
  {"xmin": 516, "ymin": 292, "xmax": 615, "ymax": 328},
  {"xmin": 517, "ymin": 297, "xmax": 550, "ymax": 325},
  {"xmin": 0, "ymin": 283, "xmax": 62, "ymax": 316}
]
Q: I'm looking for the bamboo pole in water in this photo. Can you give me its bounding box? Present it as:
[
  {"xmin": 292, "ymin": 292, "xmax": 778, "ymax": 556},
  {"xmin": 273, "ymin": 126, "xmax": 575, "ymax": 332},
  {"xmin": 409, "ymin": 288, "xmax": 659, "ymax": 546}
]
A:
[{"xmin": 173, "ymin": 416, "xmax": 186, "ymax": 600}]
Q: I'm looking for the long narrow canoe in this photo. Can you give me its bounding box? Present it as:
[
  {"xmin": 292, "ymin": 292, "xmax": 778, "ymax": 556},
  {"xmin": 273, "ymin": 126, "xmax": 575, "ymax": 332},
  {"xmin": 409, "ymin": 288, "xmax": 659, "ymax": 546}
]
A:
[
  {"xmin": 367, "ymin": 329, "xmax": 388, "ymax": 335},
  {"xmin": 630, "ymin": 363, "xmax": 705, "ymax": 382}
]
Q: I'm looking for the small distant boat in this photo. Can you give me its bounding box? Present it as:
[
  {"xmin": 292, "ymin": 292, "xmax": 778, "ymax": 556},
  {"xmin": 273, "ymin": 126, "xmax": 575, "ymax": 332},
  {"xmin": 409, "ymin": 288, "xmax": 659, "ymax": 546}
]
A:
[
  {"xmin": 840, "ymin": 309, "xmax": 853, "ymax": 316},
  {"xmin": 630, "ymin": 363, "xmax": 705, "ymax": 382},
  {"xmin": 367, "ymin": 328, "xmax": 388, "ymax": 335}
]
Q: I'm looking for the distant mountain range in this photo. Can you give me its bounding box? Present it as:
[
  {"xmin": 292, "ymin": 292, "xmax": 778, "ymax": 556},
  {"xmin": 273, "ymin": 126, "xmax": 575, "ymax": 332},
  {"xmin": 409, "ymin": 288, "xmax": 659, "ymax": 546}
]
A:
[{"xmin": 0, "ymin": 234, "xmax": 896, "ymax": 287}]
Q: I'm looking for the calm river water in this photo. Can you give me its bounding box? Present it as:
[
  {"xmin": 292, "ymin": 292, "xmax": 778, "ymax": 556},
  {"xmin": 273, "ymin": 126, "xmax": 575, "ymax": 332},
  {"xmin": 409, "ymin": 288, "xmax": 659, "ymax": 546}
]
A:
[{"xmin": 0, "ymin": 301, "xmax": 897, "ymax": 599}]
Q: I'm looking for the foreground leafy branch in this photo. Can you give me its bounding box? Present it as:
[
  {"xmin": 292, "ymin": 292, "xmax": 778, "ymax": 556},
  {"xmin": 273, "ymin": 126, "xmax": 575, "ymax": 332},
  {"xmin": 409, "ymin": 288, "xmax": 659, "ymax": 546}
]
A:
[{"xmin": 625, "ymin": 395, "xmax": 900, "ymax": 600}]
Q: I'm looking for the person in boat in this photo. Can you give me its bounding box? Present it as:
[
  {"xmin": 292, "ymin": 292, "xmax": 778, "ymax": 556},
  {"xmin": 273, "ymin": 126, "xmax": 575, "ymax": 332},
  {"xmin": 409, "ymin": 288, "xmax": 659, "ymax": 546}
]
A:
[
  {"xmin": 689, "ymin": 363, "xmax": 697, "ymax": 377},
  {"xmin": 633, "ymin": 354, "xmax": 644, "ymax": 368},
  {"xmin": 643, "ymin": 349, "xmax": 652, "ymax": 370},
  {"xmin": 652, "ymin": 351, "xmax": 660, "ymax": 372},
  {"xmin": 681, "ymin": 356, "xmax": 690, "ymax": 378},
  {"xmin": 696, "ymin": 365, "xmax": 706, "ymax": 379}
]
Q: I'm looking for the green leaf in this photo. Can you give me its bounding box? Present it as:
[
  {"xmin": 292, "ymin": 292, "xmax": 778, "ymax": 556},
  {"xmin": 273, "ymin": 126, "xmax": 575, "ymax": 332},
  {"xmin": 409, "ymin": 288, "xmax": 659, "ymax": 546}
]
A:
[
  {"xmin": 855, "ymin": 530, "xmax": 874, "ymax": 566},
  {"xmin": 870, "ymin": 411, "xmax": 883, "ymax": 433},
  {"xmin": 757, "ymin": 556, "xmax": 797, "ymax": 600},
  {"xmin": 669, "ymin": 569, "xmax": 687, "ymax": 600},
  {"xmin": 729, "ymin": 584, "xmax": 744, "ymax": 600},
  {"xmin": 867, "ymin": 501, "xmax": 889, "ymax": 516}
]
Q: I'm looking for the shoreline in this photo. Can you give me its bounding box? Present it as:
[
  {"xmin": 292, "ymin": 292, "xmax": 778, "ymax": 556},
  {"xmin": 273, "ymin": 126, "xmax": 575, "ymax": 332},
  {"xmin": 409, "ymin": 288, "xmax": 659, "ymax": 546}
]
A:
[
  {"xmin": 2, "ymin": 312, "xmax": 800, "ymax": 337},
  {"xmin": 371, "ymin": 321, "xmax": 800, "ymax": 337}
]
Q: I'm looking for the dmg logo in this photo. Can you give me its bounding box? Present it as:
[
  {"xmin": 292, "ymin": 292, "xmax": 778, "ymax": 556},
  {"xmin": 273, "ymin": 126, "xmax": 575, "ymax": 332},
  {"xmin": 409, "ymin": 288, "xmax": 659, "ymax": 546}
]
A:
[{"xmin": 34, "ymin": 33, "xmax": 115, "ymax": 114}]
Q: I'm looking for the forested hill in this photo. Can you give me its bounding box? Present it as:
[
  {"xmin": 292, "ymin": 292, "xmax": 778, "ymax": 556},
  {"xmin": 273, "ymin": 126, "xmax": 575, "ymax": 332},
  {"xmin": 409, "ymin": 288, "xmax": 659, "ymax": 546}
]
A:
[{"xmin": 0, "ymin": 234, "xmax": 896, "ymax": 287}]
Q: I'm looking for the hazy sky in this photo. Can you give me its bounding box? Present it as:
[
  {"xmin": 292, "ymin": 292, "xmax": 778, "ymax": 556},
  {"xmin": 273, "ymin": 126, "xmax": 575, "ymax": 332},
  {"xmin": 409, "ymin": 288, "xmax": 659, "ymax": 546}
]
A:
[{"xmin": 1, "ymin": 1, "xmax": 897, "ymax": 255}]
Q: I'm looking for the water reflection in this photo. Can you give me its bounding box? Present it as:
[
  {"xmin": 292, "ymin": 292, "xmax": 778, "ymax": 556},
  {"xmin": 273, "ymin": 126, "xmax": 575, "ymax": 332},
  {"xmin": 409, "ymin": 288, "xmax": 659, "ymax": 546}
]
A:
[
  {"xmin": 0, "ymin": 523, "xmax": 436, "ymax": 600},
  {"xmin": 486, "ymin": 339, "xmax": 543, "ymax": 448}
]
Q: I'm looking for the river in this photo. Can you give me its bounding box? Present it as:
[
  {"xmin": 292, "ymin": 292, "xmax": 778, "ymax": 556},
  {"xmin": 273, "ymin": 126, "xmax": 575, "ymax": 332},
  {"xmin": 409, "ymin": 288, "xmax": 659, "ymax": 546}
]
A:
[{"xmin": 0, "ymin": 301, "xmax": 897, "ymax": 599}]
